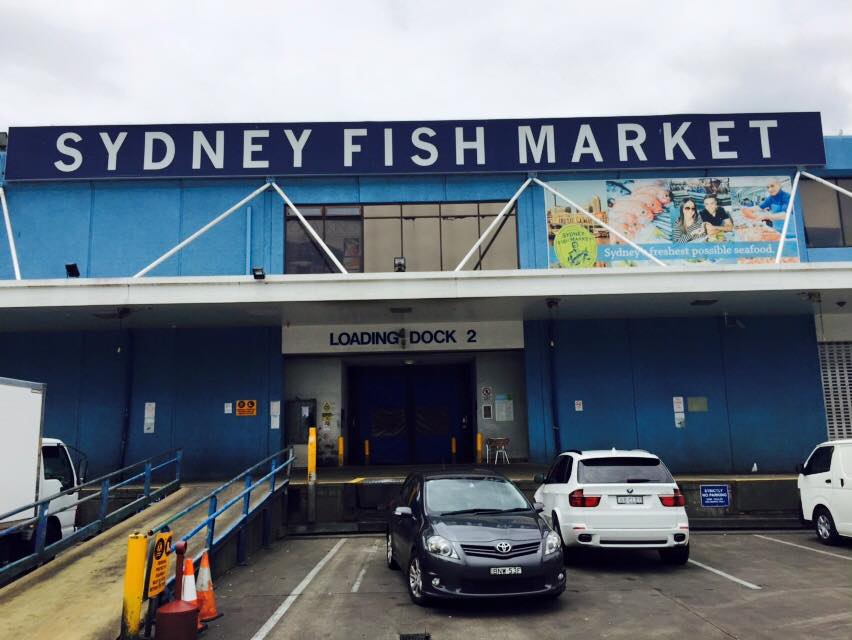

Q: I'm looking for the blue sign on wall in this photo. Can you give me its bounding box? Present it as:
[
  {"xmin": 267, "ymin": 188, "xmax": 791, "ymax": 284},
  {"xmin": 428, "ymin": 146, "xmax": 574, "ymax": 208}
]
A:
[
  {"xmin": 700, "ymin": 484, "xmax": 731, "ymax": 508},
  {"xmin": 4, "ymin": 112, "xmax": 825, "ymax": 181}
]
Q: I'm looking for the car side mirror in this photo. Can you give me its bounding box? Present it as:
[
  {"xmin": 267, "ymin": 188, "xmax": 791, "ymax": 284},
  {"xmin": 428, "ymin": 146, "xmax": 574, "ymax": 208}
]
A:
[
  {"xmin": 533, "ymin": 502, "xmax": 545, "ymax": 513},
  {"xmin": 795, "ymin": 463, "xmax": 805, "ymax": 475},
  {"xmin": 534, "ymin": 473, "xmax": 546, "ymax": 484},
  {"xmin": 394, "ymin": 506, "xmax": 413, "ymax": 518}
]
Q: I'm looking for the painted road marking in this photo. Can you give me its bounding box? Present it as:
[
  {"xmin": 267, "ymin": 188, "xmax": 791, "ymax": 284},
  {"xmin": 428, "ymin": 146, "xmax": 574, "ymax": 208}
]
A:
[
  {"xmin": 349, "ymin": 477, "xmax": 365, "ymax": 484},
  {"xmin": 351, "ymin": 542, "xmax": 379, "ymax": 593},
  {"xmin": 249, "ymin": 538, "xmax": 347, "ymax": 640},
  {"xmin": 754, "ymin": 534, "xmax": 852, "ymax": 561},
  {"xmin": 688, "ymin": 559, "xmax": 762, "ymax": 590}
]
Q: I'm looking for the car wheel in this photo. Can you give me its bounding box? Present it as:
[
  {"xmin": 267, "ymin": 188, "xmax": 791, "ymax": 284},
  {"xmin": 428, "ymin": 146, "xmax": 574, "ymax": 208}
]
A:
[
  {"xmin": 407, "ymin": 554, "xmax": 429, "ymax": 606},
  {"xmin": 815, "ymin": 508, "xmax": 840, "ymax": 545},
  {"xmin": 386, "ymin": 532, "xmax": 399, "ymax": 570},
  {"xmin": 659, "ymin": 544, "xmax": 690, "ymax": 565}
]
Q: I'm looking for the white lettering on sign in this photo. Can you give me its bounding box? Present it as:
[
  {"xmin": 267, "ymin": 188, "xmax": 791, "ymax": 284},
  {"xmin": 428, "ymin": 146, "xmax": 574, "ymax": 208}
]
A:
[
  {"xmin": 27, "ymin": 114, "xmax": 818, "ymax": 180},
  {"xmin": 54, "ymin": 132, "xmax": 83, "ymax": 172},
  {"xmin": 282, "ymin": 322, "xmax": 523, "ymax": 355},
  {"xmin": 192, "ymin": 130, "xmax": 225, "ymax": 169},
  {"xmin": 518, "ymin": 125, "xmax": 555, "ymax": 165}
]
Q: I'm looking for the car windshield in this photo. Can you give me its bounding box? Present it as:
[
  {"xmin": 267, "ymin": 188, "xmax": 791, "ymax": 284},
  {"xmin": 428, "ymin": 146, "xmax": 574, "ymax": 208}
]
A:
[
  {"xmin": 424, "ymin": 477, "xmax": 530, "ymax": 515},
  {"xmin": 578, "ymin": 457, "xmax": 673, "ymax": 484}
]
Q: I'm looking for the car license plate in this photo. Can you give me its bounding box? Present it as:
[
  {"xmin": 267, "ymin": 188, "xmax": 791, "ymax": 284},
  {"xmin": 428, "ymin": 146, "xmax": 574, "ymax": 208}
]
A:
[
  {"xmin": 490, "ymin": 567, "xmax": 522, "ymax": 575},
  {"xmin": 617, "ymin": 496, "xmax": 643, "ymax": 505}
]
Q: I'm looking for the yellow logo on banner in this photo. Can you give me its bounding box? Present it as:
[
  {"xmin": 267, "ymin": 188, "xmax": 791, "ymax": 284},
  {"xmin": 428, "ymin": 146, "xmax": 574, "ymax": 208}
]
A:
[
  {"xmin": 554, "ymin": 224, "xmax": 597, "ymax": 268},
  {"xmin": 236, "ymin": 399, "xmax": 257, "ymax": 416}
]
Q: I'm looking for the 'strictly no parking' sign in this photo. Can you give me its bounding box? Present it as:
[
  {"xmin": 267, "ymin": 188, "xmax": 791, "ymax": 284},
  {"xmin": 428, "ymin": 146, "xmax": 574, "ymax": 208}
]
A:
[{"xmin": 699, "ymin": 484, "xmax": 730, "ymax": 508}]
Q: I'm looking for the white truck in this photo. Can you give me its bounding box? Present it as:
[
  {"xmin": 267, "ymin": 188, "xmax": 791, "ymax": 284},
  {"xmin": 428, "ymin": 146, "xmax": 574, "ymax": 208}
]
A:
[{"xmin": 0, "ymin": 377, "xmax": 82, "ymax": 566}]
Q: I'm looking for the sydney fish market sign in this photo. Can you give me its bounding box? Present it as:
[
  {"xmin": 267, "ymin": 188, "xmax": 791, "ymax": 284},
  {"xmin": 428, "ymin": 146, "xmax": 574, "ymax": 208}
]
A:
[{"xmin": 4, "ymin": 113, "xmax": 824, "ymax": 181}]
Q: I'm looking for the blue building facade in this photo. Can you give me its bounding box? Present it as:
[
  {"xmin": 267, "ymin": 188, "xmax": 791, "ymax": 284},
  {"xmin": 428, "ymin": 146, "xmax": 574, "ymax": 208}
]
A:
[{"xmin": 0, "ymin": 118, "xmax": 849, "ymax": 478}]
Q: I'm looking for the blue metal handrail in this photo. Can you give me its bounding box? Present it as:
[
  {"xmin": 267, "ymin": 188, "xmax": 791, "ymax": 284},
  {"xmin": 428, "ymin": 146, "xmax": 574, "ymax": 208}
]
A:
[
  {"xmin": 150, "ymin": 447, "xmax": 294, "ymax": 555},
  {"xmin": 0, "ymin": 449, "xmax": 182, "ymax": 585}
]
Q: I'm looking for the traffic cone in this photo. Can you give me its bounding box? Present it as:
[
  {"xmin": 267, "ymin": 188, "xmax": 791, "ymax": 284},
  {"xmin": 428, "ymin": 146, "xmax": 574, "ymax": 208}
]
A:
[
  {"xmin": 197, "ymin": 550, "xmax": 222, "ymax": 622},
  {"xmin": 181, "ymin": 557, "xmax": 204, "ymax": 631}
]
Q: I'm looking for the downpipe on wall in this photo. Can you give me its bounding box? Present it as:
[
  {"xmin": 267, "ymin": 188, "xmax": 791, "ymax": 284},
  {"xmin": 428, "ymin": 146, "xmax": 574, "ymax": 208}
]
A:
[{"xmin": 547, "ymin": 299, "xmax": 562, "ymax": 454}]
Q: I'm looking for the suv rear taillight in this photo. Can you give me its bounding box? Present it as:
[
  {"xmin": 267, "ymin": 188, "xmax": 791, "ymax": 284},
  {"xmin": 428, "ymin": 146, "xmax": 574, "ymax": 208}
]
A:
[
  {"xmin": 659, "ymin": 488, "xmax": 686, "ymax": 507},
  {"xmin": 569, "ymin": 488, "xmax": 601, "ymax": 507}
]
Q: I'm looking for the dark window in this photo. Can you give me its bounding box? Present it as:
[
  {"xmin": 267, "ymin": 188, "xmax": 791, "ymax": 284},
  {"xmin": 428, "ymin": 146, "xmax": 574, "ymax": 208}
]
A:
[
  {"xmin": 285, "ymin": 206, "xmax": 363, "ymax": 274},
  {"xmin": 804, "ymin": 446, "xmax": 834, "ymax": 475},
  {"xmin": 546, "ymin": 456, "xmax": 571, "ymax": 484},
  {"xmin": 424, "ymin": 477, "xmax": 528, "ymax": 514},
  {"xmin": 42, "ymin": 445, "xmax": 75, "ymax": 490},
  {"xmin": 578, "ymin": 457, "xmax": 673, "ymax": 484},
  {"xmin": 285, "ymin": 202, "xmax": 518, "ymax": 274},
  {"xmin": 801, "ymin": 178, "xmax": 852, "ymax": 248}
]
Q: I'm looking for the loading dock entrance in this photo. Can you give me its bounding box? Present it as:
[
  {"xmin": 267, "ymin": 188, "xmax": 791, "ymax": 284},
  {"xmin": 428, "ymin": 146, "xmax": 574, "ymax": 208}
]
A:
[{"xmin": 348, "ymin": 363, "xmax": 474, "ymax": 464}]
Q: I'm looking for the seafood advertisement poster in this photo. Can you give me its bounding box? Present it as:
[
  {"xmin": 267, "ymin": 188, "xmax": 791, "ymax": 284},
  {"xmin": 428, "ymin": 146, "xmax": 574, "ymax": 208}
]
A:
[{"xmin": 545, "ymin": 176, "xmax": 800, "ymax": 268}]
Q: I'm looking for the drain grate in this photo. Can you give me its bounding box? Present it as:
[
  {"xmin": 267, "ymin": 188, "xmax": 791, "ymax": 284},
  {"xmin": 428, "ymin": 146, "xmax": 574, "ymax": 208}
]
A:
[{"xmin": 399, "ymin": 634, "xmax": 431, "ymax": 640}]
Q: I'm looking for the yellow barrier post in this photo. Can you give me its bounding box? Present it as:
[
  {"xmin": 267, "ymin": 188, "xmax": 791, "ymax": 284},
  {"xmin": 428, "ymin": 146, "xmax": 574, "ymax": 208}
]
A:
[
  {"xmin": 307, "ymin": 426, "xmax": 317, "ymax": 523},
  {"xmin": 364, "ymin": 439, "xmax": 370, "ymax": 466},
  {"xmin": 476, "ymin": 432, "xmax": 483, "ymax": 464},
  {"xmin": 338, "ymin": 435, "xmax": 344, "ymax": 467},
  {"xmin": 120, "ymin": 532, "xmax": 148, "ymax": 640},
  {"xmin": 451, "ymin": 436, "xmax": 457, "ymax": 464}
]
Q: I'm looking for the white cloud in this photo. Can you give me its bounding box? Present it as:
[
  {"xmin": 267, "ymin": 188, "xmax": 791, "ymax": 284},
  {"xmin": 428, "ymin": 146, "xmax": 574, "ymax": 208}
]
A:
[{"xmin": 0, "ymin": 0, "xmax": 850, "ymax": 132}]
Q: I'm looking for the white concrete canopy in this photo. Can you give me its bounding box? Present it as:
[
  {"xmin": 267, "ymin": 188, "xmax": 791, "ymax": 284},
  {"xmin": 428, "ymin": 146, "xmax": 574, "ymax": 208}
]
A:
[{"xmin": 1, "ymin": 263, "xmax": 851, "ymax": 331}]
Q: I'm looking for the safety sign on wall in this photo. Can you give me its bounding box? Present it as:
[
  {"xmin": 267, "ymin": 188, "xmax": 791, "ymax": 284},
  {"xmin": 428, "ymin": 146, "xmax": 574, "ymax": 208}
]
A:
[
  {"xmin": 143, "ymin": 402, "xmax": 156, "ymax": 434},
  {"xmin": 236, "ymin": 399, "xmax": 257, "ymax": 416},
  {"xmin": 700, "ymin": 484, "xmax": 730, "ymax": 508},
  {"xmin": 144, "ymin": 530, "xmax": 173, "ymax": 599}
]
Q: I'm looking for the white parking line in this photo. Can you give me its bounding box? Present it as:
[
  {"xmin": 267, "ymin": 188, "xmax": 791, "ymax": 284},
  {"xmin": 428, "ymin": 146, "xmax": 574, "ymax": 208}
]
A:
[
  {"xmin": 351, "ymin": 543, "xmax": 379, "ymax": 593},
  {"xmin": 250, "ymin": 538, "xmax": 347, "ymax": 640},
  {"xmin": 753, "ymin": 534, "xmax": 852, "ymax": 561},
  {"xmin": 688, "ymin": 559, "xmax": 762, "ymax": 590}
]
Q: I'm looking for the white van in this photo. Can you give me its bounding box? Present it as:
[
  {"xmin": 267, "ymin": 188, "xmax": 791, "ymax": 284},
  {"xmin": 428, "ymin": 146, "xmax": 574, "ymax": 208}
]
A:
[{"xmin": 797, "ymin": 439, "xmax": 852, "ymax": 544}]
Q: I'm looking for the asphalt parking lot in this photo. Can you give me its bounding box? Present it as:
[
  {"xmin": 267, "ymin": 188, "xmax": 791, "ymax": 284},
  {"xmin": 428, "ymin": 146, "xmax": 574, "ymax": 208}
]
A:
[{"xmin": 204, "ymin": 532, "xmax": 852, "ymax": 640}]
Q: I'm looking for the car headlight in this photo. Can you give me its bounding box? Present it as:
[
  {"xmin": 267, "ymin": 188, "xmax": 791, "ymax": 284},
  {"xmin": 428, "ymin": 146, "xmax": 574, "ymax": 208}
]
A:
[
  {"xmin": 426, "ymin": 535, "xmax": 459, "ymax": 559},
  {"xmin": 544, "ymin": 531, "xmax": 562, "ymax": 555}
]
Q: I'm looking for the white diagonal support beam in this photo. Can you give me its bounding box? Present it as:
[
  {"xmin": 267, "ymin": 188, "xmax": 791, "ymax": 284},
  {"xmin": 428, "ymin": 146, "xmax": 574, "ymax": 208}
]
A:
[
  {"xmin": 800, "ymin": 171, "xmax": 852, "ymax": 201},
  {"xmin": 0, "ymin": 187, "xmax": 22, "ymax": 280},
  {"xmin": 133, "ymin": 182, "xmax": 272, "ymax": 278},
  {"xmin": 270, "ymin": 182, "xmax": 348, "ymax": 274},
  {"xmin": 454, "ymin": 178, "xmax": 532, "ymax": 271},
  {"xmin": 774, "ymin": 171, "xmax": 801, "ymax": 264},
  {"xmin": 133, "ymin": 182, "xmax": 269, "ymax": 278},
  {"xmin": 533, "ymin": 178, "xmax": 667, "ymax": 267}
]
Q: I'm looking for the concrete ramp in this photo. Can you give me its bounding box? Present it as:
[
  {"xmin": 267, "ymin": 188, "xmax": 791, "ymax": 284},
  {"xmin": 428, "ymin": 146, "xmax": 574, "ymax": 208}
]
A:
[{"xmin": 0, "ymin": 483, "xmax": 217, "ymax": 640}]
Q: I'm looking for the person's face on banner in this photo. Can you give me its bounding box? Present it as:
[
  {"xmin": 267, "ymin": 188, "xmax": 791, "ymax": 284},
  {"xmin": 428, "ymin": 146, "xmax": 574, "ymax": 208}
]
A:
[
  {"xmin": 704, "ymin": 197, "xmax": 718, "ymax": 214},
  {"xmin": 767, "ymin": 182, "xmax": 781, "ymax": 196}
]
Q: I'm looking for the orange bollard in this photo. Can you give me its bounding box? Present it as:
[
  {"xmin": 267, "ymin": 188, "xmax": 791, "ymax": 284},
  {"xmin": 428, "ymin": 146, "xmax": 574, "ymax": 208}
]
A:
[
  {"xmin": 181, "ymin": 557, "xmax": 204, "ymax": 631},
  {"xmin": 197, "ymin": 550, "xmax": 222, "ymax": 622}
]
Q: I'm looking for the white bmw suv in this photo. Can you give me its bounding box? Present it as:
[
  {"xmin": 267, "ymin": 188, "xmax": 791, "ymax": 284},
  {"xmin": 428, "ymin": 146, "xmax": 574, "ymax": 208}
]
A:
[{"xmin": 533, "ymin": 449, "xmax": 690, "ymax": 564}]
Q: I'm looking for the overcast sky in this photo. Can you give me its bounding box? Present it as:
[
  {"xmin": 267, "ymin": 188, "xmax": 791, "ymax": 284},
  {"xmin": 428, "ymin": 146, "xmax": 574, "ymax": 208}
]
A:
[{"xmin": 1, "ymin": 1, "xmax": 850, "ymax": 134}]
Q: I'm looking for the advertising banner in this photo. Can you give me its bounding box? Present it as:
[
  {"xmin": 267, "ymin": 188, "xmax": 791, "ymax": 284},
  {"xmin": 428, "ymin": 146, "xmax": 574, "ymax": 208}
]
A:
[
  {"xmin": 4, "ymin": 112, "xmax": 824, "ymax": 181},
  {"xmin": 545, "ymin": 175, "xmax": 800, "ymax": 267}
]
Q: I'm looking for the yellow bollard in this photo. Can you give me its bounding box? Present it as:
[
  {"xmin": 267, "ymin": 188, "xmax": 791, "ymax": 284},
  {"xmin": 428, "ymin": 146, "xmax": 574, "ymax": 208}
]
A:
[
  {"xmin": 307, "ymin": 427, "xmax": 317, "ymax": 484},
  {"xmin": 451, "ymin": 436, "xmax": 457, "ymax": 464},
  {"xmin": 476, "ymin": 432, "xmax": 484, "ymax": 464},
  {"xmin": 364, "ymin": 439, "xmax": 370, "ymax": 466},
  {"xmin": 307, "ymin": 427, "xmax": 317, "ymax": 522},
  {"xmin": 338, "ymin": 435, "xmax": 344, "ymax": 467},
  {"xmin": 120, "ymin": 532, "xmax": 148, "ymax": 640}
]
